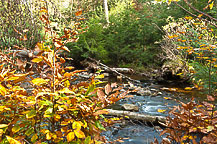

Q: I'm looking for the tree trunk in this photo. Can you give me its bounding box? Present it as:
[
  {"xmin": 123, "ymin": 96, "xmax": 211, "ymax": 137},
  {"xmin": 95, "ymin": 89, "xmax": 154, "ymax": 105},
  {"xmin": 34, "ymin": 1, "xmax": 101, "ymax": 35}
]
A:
[{"xmin": 103, "ymin": 0, "xmax": 109, "ymax": 23}]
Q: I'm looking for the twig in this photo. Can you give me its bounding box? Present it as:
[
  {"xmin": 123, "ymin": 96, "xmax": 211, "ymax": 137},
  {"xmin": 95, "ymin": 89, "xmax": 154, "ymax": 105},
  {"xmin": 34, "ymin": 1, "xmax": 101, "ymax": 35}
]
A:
[
  {"xmin": 183, "ymin": 0, "xmax": 217, "ymax": 22},
  {"xmin": 174, "ymin": 2, "xmax": 217, "ymax": 28}
]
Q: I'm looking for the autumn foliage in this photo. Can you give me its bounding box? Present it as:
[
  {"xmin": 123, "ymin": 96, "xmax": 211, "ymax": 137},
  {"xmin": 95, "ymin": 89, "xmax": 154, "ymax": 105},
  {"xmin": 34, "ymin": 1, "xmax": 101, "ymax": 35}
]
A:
[
  {"xmin": 154, "ymin": 0, "xmax": 217, "ymax": 143},
  {"xmin": 0, "ymin": 2, "xmax": 130, "ymax": 144}
]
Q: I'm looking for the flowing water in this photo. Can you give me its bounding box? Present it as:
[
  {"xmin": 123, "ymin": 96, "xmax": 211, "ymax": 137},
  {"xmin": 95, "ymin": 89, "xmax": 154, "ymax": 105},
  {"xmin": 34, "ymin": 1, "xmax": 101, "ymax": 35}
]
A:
[{"xmin": 103, "ymin": 80, "xmax": 205, "ymax": 144}]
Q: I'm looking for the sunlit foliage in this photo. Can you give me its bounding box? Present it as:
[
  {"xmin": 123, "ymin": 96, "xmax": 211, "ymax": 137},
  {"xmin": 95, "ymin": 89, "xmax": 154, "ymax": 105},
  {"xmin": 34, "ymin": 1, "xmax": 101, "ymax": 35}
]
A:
[{"xmin": 0, "ymin": 2, "xmax": 131, "ymax": 143}]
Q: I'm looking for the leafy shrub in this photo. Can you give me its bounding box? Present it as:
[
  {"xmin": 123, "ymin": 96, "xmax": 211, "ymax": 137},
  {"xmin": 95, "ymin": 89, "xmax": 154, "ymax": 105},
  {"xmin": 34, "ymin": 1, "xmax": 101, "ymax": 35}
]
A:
[
  {"xmin": 0, "ymin": 3, "xmax": 131, "ymax": 144},
  {"xmin": 159, "ymin": 96, "xmax": 217, "ymax": 143},
  {"xmin": 162, "ymin": 16, "xmax": 217, "ymax": 93},
  {"xmin": 67, "ymin": 0, "xmax": 178, "ymax": 68}
]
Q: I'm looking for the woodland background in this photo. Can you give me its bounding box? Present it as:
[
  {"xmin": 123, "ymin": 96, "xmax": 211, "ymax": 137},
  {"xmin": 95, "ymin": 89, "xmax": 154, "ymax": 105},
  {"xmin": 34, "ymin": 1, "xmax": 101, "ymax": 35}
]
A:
[{"xmin": 1, "ymin": 0, "xmax": 217, "ymax": 143}]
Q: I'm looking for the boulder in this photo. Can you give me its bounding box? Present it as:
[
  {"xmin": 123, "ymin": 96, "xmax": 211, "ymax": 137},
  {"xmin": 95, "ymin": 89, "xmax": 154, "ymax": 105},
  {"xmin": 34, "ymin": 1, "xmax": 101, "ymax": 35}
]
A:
[{"xmin": 122, "ymin": 104, "xmax": 139, "ymax": 112}]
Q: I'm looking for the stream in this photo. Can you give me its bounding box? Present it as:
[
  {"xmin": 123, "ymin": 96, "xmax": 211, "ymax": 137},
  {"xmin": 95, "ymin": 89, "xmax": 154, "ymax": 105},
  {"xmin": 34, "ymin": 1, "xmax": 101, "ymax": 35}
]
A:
[{"xmin": 102, "ymin": 80, "xmax": 205, "ymax": 144}]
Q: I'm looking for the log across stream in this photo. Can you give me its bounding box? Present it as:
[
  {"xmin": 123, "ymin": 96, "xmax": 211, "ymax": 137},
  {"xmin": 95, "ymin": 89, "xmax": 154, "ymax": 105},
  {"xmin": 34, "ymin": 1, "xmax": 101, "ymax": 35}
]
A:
[
  {"xmin": 105, "ymin": 109, "xmax": 166, "ymax": 125},
  {"xmin": 102, "ymin": 80, "xmax": 199, "ymax": 144}
]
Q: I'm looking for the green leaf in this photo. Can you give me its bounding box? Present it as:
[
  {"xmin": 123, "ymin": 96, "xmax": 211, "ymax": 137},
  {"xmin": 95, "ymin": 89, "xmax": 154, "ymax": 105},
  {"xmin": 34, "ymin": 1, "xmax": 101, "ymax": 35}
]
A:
[
  {"xmin": 85, "ymin": 84, "xmax": 95, "ymax": 96},
  {"xmin": 72, "ymin": 121, "xmax": 83, "ymax": 130},
  {"xmin": 12, "ymin": 125, "xmax": 20, "ymax": 133},
  {"xmin": 99, "ymin": 114, "xmax": 105, "ymax": 119},
  {"xmin": 26, "ymin": 110, "xmax": 36, "ymax": 119},
  {"xmin": 84, "ymin": 136, "xmax": 91, "ymax": 144},
  {"xmin": 45, "ymin": 107, "xmax": 53, "ymax": 114},
  {"xmin": 207, "ymin": 125, "xmax": 214, "ymax": 132},
  {"xmin": 95, "ymin": 74, "xmax": 104, "ymax": 79},
  {"xmin": 95, "ymin": 121, "xmax": 106, "ymax": 131},
  {"xmin": 25, "ymin": 128, "xmax": 34, "ymax": 136}
]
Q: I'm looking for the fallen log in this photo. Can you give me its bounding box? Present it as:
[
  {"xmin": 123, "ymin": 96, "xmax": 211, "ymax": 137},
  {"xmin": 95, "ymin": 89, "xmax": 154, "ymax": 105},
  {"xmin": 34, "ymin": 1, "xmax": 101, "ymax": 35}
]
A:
[
  {"xmin": 105, "ymin": 109, "xmax": 166, "ymax": 125},
  {"xmin": 87, "ymin": 57, "xmax": 141, "ymax": 84},
  {"xmin": 108, "ymin": 68, "xmax": 134, "ymax": 74}
]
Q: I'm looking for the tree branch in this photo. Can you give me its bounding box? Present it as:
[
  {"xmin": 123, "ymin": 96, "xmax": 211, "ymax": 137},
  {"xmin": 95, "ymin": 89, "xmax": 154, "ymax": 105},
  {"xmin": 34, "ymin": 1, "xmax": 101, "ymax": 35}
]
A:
[
  {"xmin": 174, "ymin": 2, "xmax": 217, "ymax": 28},
  {"xmin": 183, "ymin": 0, "xmax": 217, "ymax": 22}
]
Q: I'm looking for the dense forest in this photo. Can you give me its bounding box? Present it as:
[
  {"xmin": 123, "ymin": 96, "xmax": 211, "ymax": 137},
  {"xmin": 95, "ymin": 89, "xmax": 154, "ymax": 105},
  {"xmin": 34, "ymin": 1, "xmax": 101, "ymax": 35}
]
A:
[{"xmin": 1, "ymin": 0, "xmax": 217, "ymax": 143}]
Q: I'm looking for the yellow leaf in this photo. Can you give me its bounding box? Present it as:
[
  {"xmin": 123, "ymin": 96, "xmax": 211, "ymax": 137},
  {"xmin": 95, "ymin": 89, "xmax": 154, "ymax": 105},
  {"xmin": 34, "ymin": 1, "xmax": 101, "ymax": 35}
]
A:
[
  {"xmin": 60, "ymin": 57, "xmax": 66, "ymax": 63},
  {"xmin": 95, "ymin": 74, "xmax": 104, "ymax": 79},
  {"xmin": 46, "ymin": 132, "xmax": 52, "ymax": 140},
  {"xmin": 185, "ymin": 16, "xmax": 193, "ymax": 20},
  {"xmin": 74, "ymin": 130, "xmax": 85, "ymax": 139},
  {"xmin": 198, "ymin": 14, "xmax": 203, "ymax": 17},
  {"xmin": 75, "ymin": 10, "xmax": 82, "ymax": 16},
  {"xmin": 40, "ymin": 129, "xmax": 50, "ymax": 134},
  {"xmin": 168, "ymin": 35, "xmax": 173, "ymax": 39},
  {"xmin": 32, "ymin": 57, "xmax": 43, "ymax": 63},
  {"xmin": 36, "ymin": 42, "xmax": 44, "ymax": 50},
  {"xmin": 40, "ymin": 8, "xmax": 48, "ymax": 13},
  {"xmin": 31, "ymin": 134, "xmax": 38, "ymax": 142},
  {"xmin": 0, "ymin": 84, "xmax": 7, "ymax": 96},
  {"xmin": 67, "ymin": 132, "xmax": 75, "ymax": 142},
  {"xmin": 184, "ymin": 87, "xmax": 193, "ymax": 91},
  {"xmin": 7, "ymin": 77, "xmax": 20, "ymax": 81},
  {"xmin": 65, "ymin": 67, "xmax": 74, "ymax": 70},
  {"xmin": 0, "ymin": 124, "xmax": 8, "ymax": 128},
  {"xmin": 54, "ymin": 114, "xmax": 61, "ymax": 121},
  {"xmin": 32, "ymin": 78, "xmax": 49, "ymax": 86},
  {"xmin": 177, "ymin": 73, "xmax": 183, "ymax": 76},
  {"xmin": 73, "ymin": 121, "xmax": 83, "ymax": 130},
  {"xmin": 6, "ymin": 136, "xmax": 21, "ymax": 144},
  {"xmin": 59, "ymin": 88, "xmax": 74, "ymax": 94},
  {"xmin": 7, "ymin": 74, "xmax": 28, "ymax": 83},
  {"xmin": 173, "ymin": 34, "xmax": 178, "ymax": 37},
  {"xmin": 157, "ymin": 109, "xmax": 166, "ymax": 113},
  {"xmin": 209, "ymin": 1, "xmax": 214, "ymax": 9},
  {"xmin": 0, "ymin": 129, "xmax": 3, "ymax": 137},
  {"xmin": 64, "ymin": 80, "xmax": 70, "ymax": 87}
]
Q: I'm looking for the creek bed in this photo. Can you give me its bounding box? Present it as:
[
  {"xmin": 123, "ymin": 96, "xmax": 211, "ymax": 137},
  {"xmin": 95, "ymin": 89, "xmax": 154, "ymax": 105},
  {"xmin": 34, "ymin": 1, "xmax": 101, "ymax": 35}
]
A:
[{"xmin": 102, "ymin": 81, "xmax": 205, "ymax": 143}]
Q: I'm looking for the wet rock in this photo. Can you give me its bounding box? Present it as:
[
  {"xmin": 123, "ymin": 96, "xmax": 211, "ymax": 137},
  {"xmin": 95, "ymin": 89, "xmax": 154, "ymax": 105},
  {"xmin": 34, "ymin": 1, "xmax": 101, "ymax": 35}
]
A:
[
  {"xmin": 103, "ymin": 73, "xmax": 109, "ymax": 77},
  {"xmin": 150, "ymin": 88, "xmax": 158, "ymax": 92},
  {"xmin": 106, "ymin": 103, "xmax": 122, "ymax": 110},
  {"xmin": 157, "ymin": 92, "xmax": 163, "ymax": 95},
  {"xmin": 122, "ymin": 104, "xmax": 139, "ymax": 112},
  {"xmin": 129, "ymin": 87, "xmax": 152, "ymax": 96},
  {"xmin": 137, "ymin": 89, "xmax": 152, "ymax": 96}
]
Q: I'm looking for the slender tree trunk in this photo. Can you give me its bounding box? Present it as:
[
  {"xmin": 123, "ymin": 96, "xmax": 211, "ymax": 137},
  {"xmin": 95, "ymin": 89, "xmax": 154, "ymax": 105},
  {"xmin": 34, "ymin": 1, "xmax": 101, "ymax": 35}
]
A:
[{"xmin": 103, "ymin": 0, "xmax": 109, "ymax": 23}]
